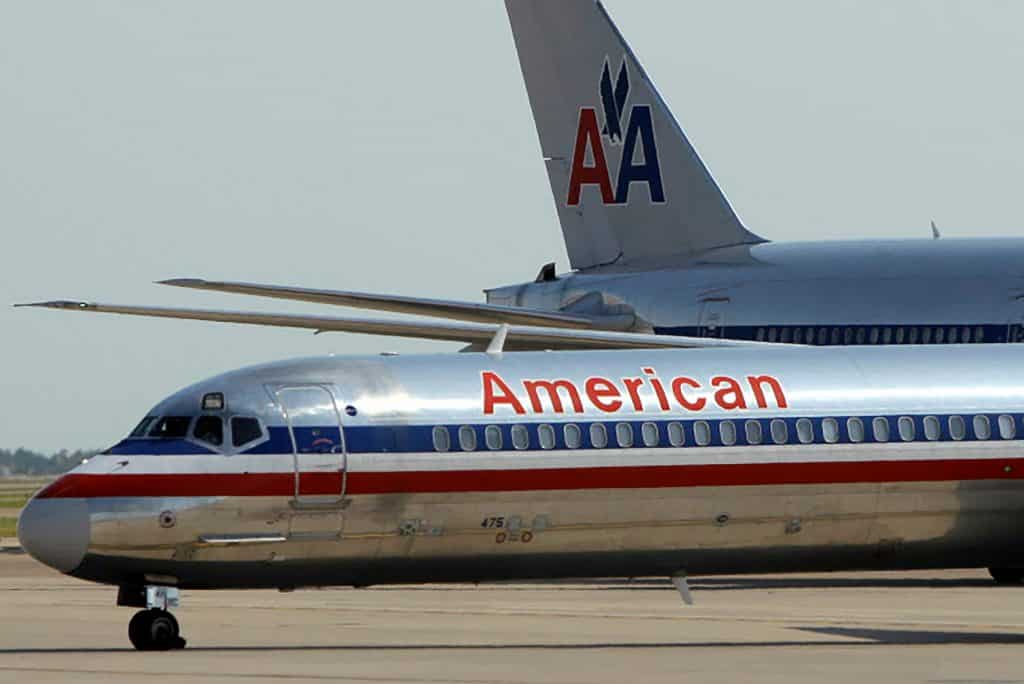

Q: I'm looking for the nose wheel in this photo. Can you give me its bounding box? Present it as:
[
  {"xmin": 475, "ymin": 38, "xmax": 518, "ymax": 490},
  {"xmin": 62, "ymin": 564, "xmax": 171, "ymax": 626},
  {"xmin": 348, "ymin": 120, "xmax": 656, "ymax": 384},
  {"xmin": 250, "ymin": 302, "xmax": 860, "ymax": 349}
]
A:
[{"xmin": 128, "ymin": 609, "xmax": 186, "ymax": 651}]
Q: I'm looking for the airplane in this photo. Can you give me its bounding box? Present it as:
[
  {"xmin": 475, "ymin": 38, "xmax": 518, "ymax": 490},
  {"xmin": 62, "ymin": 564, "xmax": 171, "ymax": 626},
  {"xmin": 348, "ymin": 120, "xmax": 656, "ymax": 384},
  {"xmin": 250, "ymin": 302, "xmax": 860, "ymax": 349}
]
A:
[
  {"xmin": 16, "ymin": 336, "xmax": 1024, "ymax": 649},
  {"xmin": 16, "ymin": 1, "xmax": 1024, "ymax": 352}
]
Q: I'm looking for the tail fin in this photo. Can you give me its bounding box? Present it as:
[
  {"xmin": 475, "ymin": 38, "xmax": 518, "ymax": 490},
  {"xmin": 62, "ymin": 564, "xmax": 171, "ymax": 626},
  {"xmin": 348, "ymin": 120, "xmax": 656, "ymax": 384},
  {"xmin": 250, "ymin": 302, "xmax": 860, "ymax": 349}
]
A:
[{"xmin": 505, "ymin": 0, "xmax": 765, "ymax": 269}]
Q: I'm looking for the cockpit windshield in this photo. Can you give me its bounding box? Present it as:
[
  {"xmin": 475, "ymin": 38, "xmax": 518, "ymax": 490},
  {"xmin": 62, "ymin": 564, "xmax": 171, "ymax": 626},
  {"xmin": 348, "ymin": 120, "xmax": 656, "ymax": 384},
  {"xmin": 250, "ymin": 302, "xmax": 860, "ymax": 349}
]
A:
[
  {"xmin": 130, "ymin": 416, "xmax": 157, "ymax": 437},
  {"xmin": 193, "ymin": 416, "xmax": 224, "ymax": 447},
  {"xmin": 148, "ymin": 416, "xmax": 191, "ymax": 439}
]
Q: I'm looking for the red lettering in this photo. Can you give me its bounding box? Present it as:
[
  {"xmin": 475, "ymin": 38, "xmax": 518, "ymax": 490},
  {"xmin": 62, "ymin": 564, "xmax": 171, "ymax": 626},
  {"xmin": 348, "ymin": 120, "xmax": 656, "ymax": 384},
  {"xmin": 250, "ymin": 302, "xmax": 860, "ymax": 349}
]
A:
[
  {"xmin": 643, "ymin": 367, "xmax": 671, "ymax": 411},
  {"xmin": 585, "ymin": 377, "xmax": 623, "ymax": 413},
  {"xmin": 670, "ymin": 377, "xmax": 706, "ymax": 411},
  {"xmin": 523, "ymin": 379, "xmax": 584, "ymax": 414},
  {"xmin": 567, "ymin": 108, "xmax": 615, "ymax": 206},
  {"xmin": 481, "ymin": 371, "xmax": 525, "ymax": 415},
  {"xmin": 622, "ymin": 377, "xmax": 645, "ymax": 412},
  {"xmin": 747, "ymin": 375, "xmax": 788, "ymax": 409},
  {"xmin": 712, "ymin": 376, "xmax": 747, "ymax": 410}
]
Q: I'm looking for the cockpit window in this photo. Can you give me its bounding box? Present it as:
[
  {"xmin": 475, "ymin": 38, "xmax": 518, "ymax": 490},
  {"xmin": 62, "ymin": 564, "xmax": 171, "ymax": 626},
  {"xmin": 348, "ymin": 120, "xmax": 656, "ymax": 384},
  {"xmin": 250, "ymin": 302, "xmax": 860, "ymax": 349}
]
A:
[
  {"xmin": 149, "ymin": 416, "xmax": 191, "ymax": 439},
  {"xmin": 130, "ymin": 416, "xmax": 157, "ymax": 437},
  {"xmin": 193, "ymin": 416, "xmax": 224, "ymax": 447},
  {"xmin": 231, "ymin": 417, "xmax": 264, "ymax": 447}
]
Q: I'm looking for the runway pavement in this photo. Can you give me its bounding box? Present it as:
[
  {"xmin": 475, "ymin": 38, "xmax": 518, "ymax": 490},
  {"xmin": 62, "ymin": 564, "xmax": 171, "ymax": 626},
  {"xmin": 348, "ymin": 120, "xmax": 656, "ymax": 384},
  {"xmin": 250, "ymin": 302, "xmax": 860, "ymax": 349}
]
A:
[{"xmin": 0, "ymin": 553, "xmax": 1022, "ymax": 684}]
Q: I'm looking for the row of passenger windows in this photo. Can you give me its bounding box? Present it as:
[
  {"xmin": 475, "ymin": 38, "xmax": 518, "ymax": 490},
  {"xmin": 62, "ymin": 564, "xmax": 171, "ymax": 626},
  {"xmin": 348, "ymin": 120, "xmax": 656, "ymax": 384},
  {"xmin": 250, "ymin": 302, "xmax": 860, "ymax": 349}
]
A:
[
  {"xmin": 130, "ymin": 415, "xmax": 265, "ymax": 449},
  {"xmin": 753, "ymin": 325, "xmax": 986, "ymax": 345},
  {"xmin": 431, "ymin": 414, "xmax": 1019, "ymax": 452}
]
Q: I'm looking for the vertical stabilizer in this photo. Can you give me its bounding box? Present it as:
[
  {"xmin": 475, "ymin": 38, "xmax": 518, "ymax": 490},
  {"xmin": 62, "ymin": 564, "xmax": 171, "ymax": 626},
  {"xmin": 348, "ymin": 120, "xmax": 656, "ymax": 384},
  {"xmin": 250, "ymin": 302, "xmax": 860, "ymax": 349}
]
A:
[{"xmin": 506, "ymin": 0, "xmax": 765, "ymax": 269}]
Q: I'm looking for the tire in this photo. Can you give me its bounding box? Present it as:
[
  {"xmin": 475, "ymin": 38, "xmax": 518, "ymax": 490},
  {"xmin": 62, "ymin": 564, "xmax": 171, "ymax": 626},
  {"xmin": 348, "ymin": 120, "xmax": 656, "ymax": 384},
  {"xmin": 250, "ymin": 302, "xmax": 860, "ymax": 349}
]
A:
[
  {"xmin": 128, "ymin": 609, "xmax": 180, "ymax": 651},
  {"xmin": 988, "ymin": 567, "xmax": 1024, "ymax": 585}
]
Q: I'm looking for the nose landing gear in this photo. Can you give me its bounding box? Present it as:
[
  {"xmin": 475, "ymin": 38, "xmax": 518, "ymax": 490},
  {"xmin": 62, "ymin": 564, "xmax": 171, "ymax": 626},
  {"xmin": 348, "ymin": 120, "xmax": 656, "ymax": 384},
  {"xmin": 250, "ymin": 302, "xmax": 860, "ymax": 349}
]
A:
[
  {"xmin": 128, "ymin": 609, "xmax": 186, "ymax": 651},
  {"xmin": 117, "ymin": 584, "xmax": 187, "ymax": 651}
]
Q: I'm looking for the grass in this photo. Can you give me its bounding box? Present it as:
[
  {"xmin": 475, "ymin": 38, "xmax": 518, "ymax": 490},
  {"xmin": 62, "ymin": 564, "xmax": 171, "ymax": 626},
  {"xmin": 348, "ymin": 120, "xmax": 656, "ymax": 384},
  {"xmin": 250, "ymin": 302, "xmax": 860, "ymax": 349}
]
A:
[
  {"xmin": 0, "ymin": 517, "xmax": 17, "ymax": 538},
  {"xmin": 0, "ymin": 492, "xmax": 33, "ymax": 509}
]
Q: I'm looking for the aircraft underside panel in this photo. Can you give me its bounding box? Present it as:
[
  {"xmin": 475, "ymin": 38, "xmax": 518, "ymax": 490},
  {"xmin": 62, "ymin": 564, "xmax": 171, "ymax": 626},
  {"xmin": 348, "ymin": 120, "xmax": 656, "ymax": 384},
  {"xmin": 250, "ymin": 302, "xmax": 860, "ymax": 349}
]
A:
[{"xmin": 73, "ymin": 475, "xmax": 1024, "ymax": 589}]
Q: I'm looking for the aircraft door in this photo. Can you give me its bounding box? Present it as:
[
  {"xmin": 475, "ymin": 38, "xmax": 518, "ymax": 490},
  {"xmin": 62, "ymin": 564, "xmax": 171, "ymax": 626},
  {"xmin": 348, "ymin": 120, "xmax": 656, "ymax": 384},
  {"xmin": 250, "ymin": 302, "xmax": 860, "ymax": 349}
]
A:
[
  {"xmin": 698, "ymin": 297, "xmax": 730, "ymax": 338},
  {"xmin": 275, "ymin": 385, "xmax": 347, "ymax": 506}
]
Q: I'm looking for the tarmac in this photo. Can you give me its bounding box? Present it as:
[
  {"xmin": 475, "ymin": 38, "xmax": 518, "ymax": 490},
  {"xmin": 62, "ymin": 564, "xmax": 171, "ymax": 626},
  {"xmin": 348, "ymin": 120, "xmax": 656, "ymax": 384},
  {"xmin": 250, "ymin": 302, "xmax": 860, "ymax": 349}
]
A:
[{"xmin": 1, "ymin": 547, "xmax": 1022, "ymax": 684}]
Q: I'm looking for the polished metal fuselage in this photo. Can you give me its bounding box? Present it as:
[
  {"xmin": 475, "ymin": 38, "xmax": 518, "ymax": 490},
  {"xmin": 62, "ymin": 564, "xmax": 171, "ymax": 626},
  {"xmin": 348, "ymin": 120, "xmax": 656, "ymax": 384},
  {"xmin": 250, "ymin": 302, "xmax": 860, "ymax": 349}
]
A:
[
  {"xmin": 26, "ymin": 345, "xmax": 1024, "ymax": 589},
  {"xmin": 487, "ymin": 239, "xmax": 1024, "ymax": 342}
]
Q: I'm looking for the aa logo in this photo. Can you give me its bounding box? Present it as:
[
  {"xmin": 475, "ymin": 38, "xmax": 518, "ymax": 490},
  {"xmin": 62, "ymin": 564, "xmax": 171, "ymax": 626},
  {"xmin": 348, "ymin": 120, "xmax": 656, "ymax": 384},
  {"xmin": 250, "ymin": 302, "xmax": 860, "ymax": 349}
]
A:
[{"xmin": 567, "ymin": 58, "xmax": 665, "ymax": 207}]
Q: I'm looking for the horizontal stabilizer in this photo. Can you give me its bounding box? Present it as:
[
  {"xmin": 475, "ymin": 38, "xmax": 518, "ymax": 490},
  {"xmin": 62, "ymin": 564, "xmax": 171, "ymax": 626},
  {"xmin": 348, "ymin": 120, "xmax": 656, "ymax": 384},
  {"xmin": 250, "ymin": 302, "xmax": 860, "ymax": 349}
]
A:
[
  {"xmin": 16, "ymin": 300, "xmax": 787, "ymax": 351},
  {"xmin": 158, "ymin": 278, "xmax": 633, "ymax": 330}
]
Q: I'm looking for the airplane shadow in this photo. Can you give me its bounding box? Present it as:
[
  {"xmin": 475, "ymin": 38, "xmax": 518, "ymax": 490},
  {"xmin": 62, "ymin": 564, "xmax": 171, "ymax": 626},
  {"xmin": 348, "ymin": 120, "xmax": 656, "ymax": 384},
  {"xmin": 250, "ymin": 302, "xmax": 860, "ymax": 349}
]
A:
[{"xmin": 3, "ymin": 627, "xmax": 1024, "ymax": 654}]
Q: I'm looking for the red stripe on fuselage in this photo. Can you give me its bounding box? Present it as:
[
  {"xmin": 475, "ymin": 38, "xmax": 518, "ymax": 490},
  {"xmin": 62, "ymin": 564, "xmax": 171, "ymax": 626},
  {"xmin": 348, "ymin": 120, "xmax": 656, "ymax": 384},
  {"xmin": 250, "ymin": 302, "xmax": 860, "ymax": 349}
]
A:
[{"xmin": 35, "ymin": 458, "xmax": 1023, "ymax": 499}]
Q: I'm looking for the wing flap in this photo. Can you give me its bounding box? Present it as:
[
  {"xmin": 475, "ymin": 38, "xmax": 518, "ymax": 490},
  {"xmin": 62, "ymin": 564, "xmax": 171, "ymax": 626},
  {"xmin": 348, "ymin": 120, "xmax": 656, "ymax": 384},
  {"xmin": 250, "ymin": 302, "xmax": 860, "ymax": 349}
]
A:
[{"xmin": 16, "ymin": 300, "xmax": 784, "ymax": 351}]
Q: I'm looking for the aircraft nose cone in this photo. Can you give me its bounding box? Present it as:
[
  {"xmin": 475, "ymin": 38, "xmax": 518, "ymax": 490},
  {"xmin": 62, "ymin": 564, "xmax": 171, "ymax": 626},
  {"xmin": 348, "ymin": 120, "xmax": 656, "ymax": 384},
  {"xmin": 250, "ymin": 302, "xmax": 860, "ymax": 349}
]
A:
[{"xmin": 17, "ymin": 497, "xmax": 89, "ymax": 573}]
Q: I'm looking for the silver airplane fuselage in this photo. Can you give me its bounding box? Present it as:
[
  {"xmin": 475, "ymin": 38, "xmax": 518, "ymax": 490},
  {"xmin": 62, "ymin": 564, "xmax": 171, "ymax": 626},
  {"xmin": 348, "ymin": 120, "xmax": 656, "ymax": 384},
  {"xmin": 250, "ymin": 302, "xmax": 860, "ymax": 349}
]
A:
[
  {"xmin": 488, "ymin": 239, "xmax": 1024, "ymax": 345},
  {"xmin": 18, "ymin": 344, "xmax": 1024, "ymax": 590}
]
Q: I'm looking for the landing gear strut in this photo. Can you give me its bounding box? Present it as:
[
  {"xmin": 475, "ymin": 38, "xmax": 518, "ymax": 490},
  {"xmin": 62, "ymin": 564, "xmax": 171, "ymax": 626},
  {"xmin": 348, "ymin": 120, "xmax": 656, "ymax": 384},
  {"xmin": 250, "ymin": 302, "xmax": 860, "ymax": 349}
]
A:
[
  {"xmin": 118, "ymin": 584, "xmax": 187, "ymax": 650},
  {"xmin": 989, "ymin": 567, "xmax": 1024, "ymax": 585}
]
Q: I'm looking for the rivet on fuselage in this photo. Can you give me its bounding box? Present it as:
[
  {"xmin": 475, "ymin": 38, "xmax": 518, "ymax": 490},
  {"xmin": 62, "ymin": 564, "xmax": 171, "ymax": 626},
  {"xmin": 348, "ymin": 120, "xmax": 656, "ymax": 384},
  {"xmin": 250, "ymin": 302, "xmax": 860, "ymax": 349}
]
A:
[{"xmin": 714, "ymin": 513, "xmax": 730, "ymax": 526}]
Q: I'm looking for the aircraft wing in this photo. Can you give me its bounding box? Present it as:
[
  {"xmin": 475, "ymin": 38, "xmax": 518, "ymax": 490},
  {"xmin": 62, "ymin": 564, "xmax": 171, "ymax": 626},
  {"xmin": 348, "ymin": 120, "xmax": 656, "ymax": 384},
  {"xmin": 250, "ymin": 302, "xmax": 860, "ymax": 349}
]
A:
[
  {"xmin": 16, "ymin": 300, "xmax": 783, "ymax": 351},
  {"xmin": 157, "ymin": 278, "xmax": 634, "ymax": 330}
]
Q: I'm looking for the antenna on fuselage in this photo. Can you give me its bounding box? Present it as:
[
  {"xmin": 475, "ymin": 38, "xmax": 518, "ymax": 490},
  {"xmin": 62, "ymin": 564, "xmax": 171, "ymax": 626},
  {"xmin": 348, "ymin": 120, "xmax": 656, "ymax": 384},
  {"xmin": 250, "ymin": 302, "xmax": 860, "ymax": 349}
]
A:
[{"xmin": 931, "ymin": 220, "xmax": 941, "ymax": 239}]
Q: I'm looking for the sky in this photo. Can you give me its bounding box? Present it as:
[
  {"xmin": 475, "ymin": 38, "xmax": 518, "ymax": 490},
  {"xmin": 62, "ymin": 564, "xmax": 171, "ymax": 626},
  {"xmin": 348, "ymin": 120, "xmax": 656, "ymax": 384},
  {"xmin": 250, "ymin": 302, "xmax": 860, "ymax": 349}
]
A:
[{"xmin": 2, "ymin": 1, "xmax": 1024, "ymax": 452}]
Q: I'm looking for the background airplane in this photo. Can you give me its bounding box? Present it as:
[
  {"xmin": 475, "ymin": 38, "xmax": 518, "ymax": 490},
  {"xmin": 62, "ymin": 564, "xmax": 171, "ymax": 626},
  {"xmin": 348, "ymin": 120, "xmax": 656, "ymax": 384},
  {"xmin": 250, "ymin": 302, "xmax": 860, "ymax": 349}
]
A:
[{"xmin": 31, "ymin": 0, "xmax": 1024, "ymax": 349}]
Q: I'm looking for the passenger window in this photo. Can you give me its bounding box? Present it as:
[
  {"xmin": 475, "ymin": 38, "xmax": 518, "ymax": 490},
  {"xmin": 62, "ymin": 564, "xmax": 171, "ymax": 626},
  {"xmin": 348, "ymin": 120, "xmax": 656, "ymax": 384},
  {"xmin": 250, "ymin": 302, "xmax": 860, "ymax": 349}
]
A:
[
  {"xmin": 961, "ymin": 326, "xmax": 971, "ymax": 343},
  {"xmin": 193, "ymin": 416, "xmax": 223, "ymax": 447},
  {"xmin": 974, "ymin": 415, "xmax": 991, "ymax": 440},
  {"xmin": 792, "ymin": 328, "xmax": 802, "ymax": 344},
  {"xmin": 756, "ymin": 327, "xmax": 766, "ymax": 341},
  {"xmin": 873, "ymin": 417, "xmax": 890, "ymax": 442},
  {"xmin": 895, "ymin": 328, "xmax": 905, "ymax": 344},
  {"xmin": 921, "ymin": 327, "xmax": 932, "ymax": 344},
  {"xmin": 908, "ymin": 327, "xmax": 919, "ymax": 344},
  {"xmin": 538, "ymin": 424, "xmax": 556, "ymax": 450},
  {"xmin": 948, "ymin": 415, "xmax": 966, "ymax": 441},
  {"xmin": 511, "ymin": 425, "xmax": 530, "ymax": 450},
  {"xmin": 780, "ymin": 328, "xmax": 792, "ymax": 343},
  {"xmin": 590, "ymin": 423, "xmax": 608, "ymax": 449},
  {"xmin": 459, "ymin": 425, "xmax": 477, "ymax": 451},
  {"xmin": 869, "ymin": 328, "xmax": 879, "ymax": 344},
  {"xmin": 947, "ymin": 327, "xmax": 958, "ymax": 343},
  {"xmin": 150, "ymin": 416, "xmax": 191, "ymax": 439},
  {"xmin": 745, "ymin": 420, "xmax": 762, "ymax": 445},
  {"xmin": 796, "ymin": 418, "xmax": 813, "ymax": 444},
  {"xmin": 934, "ymin": 327, "xmax": 945, "ymax": 344},
  {"xmin": 231, "ymin": 417, "xmax": 264, "ymax": 447},
  {"xmin": 768, "ymin": 328, "xmax": 778, "ymax": 342},
  {"xmin": 131, "ymin": 416, "xmax": 157, "ymax": 437},
  {"xmin": 485, "ymin": 425, "xmax": 502, "ymax": 450},
  {"xmin": 898, "ymin": 416, "xmax": 915, "ymax": 441},
  {"xmin": 830, "ymin": 327, "xmax": 840, "ymax": 345},
  {"xmin": 974, "ymin": 326, "xmax": 984, "ymax": 342},
  {"xmin": 770, "ymin": 419, "xmax": 788, "ymax": 444},
  {"xmin": 855, "ymin": 328, "xmax": 866, "ymax": 344},
  {"xmin": 822, "ymin": 418, "xmax": 839, "ymax": 443},
  {"xmin": 641, "ymin": 422, "xmax": 659, "ymax": 447},
  {"xmin": 694, "ymin": 421, "xmax": 711, "ymax": 446},
  {"xmin": 998, "ymin": 414, "xmax": 1016, "ymax": 439},
  {"xmin": 847, "ymin": 417, "xmax": 865, "ymax": 443},
  {"xmin": 720, "ymin": 420, "xmax": 737, "ymax": 446},
  {"xmin": 843, "ymin": 328, "xmax": 854, "ymax": 345},
  {"xmin": 432, "ymin": 426, "xmax": 451, "ymax": 452},
  {"xmin": 882, "ymin": 328, "xmax": 892, "ymax": 344},
  {"xmin": 564, "ymin": 424, "xmax": 582, "ymax": 449},
  {"xmin": 616, "ymin": 423, "xmax": 634, "ymax": 448},
  {"xmin": 923, "ymin": 416, "xmax": 940, "ymax": 441},
  {"xmin": 817, "ymin": 328, "xmax": 828, "ymax": 345},
  {"xmin": 667, "ymin": 422, "xmax": 685, "ymax": 447}
]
